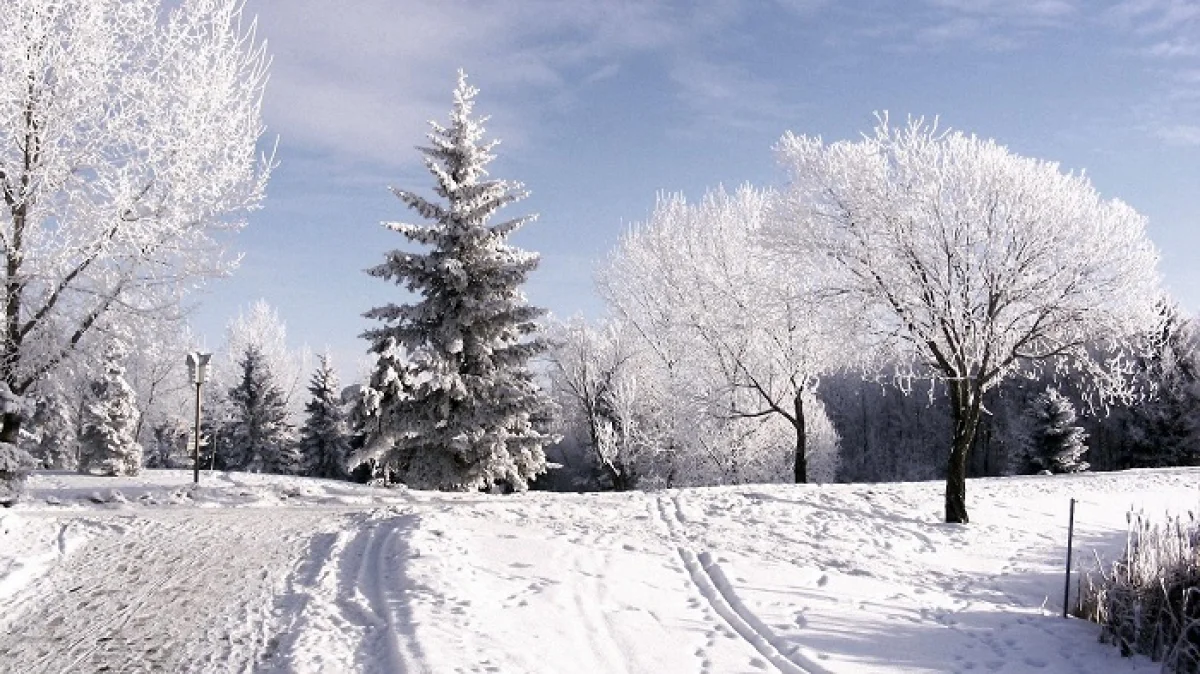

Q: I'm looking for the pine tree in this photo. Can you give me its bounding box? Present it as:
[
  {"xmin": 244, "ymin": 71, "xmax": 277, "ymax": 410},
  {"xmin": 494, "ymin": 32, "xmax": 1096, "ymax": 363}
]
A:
[
  {"xmin": 32, "ymin": 390, "xmax": 78, "ymax": 470},
  {"xmin": 361, "ymin": 71, "xmax": 555, "ymax": 491},
  {"xmin": 1122, "ymin": 305, "xmax": 1200, "ymax": 468},
  {"xmin": 78, "ymin": 344, "xmax": 144, "ymax": 476},
  {"xmin": 298, "ymin": 355, "xmax": 351, "ymax": 480},
  {"xmin": 145, "ymin": 417, "xmax": 188, "ymax": 469},
  {"xmin": 1023, "ymin": 387, "xmax": 1089, "ymax": 474},
  {"xmin": 226, "ymin": 345, "xmax": 299, "ymax": 474}
]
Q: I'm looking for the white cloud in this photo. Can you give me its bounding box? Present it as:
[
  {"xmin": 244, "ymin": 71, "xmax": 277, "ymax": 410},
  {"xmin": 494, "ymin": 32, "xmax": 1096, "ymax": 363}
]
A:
[
  {"xmin": 1154, "ymin": 124, "xmax": 1200, "ymax": 145},
  {"xmin": 667, "ymin": 57, "xmax": 806, "ymax": 136},
  {"xmin": 1145, "ymin": 39, "xmax": 1200, "ymax": 58},
  {"xmin": 251, "ymin": 0, "xmax": 742, "ymax": 169}
]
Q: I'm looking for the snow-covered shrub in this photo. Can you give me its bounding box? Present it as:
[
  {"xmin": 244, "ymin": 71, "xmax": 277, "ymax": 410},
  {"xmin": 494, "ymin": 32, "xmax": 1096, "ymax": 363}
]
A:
[
  {"xmin": 29, "ymin": 389, "xmax": 79, "ymax": 470},
  {"xmin": 145, "ymin": 417, "xmax": 189, "ymax": 469},
  {"xmin": 0, "ymin": 383, "xmax": 39, "ymax": 503},
  {"xmin": 1021, "ymin": 387, "xmax": 1089, "ymax": 474},
  {"xmin": 1077, "ymin": 510, "xmax": 1200, "ymax": 671},
  {"xmin": 0, "ymin": 442, "xmax": 38, "ymax": 505}
]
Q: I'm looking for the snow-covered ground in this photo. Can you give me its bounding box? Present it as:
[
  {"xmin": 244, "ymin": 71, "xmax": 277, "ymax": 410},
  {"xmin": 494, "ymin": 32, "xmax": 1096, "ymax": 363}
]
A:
[{"xmin": 1, "ymin": 468, "xmax": 1196, "ymax": 673}]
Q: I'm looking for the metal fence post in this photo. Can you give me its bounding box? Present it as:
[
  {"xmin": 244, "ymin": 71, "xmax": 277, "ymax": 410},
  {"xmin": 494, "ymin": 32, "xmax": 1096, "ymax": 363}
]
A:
[{"xmin": 1063, "ymin": 497, "xmax": 1076, "ymax": 618}]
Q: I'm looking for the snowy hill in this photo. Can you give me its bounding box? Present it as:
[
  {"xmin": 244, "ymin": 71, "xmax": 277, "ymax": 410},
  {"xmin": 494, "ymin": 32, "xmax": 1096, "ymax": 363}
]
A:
[{"xmin": 1, "ymin": 469, "xmax": 1196, "ymax": 673}]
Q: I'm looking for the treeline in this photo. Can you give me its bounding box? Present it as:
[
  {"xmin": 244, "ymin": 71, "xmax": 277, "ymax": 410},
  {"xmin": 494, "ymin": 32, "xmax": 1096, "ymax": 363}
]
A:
[{"xmin": 540, "ymin": 303, "xmax": 1200, "ymax": 491}]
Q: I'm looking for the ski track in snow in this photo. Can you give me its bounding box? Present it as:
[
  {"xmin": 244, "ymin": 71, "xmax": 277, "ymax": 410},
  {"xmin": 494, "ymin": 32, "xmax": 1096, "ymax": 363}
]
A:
[
  {"xmin": 654, "ymin": 492, "xmax": 821, "ymax": 674},
  {"xmin": 2, "ymin": 468, "xmax": 1197, "ymax": 673}
]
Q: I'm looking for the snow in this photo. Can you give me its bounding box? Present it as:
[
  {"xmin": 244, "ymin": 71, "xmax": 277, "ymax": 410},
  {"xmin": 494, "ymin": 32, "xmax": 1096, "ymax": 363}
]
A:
[{"xmin": 1, "ymin": 468, "xmax": 1196, "ymax": 673}]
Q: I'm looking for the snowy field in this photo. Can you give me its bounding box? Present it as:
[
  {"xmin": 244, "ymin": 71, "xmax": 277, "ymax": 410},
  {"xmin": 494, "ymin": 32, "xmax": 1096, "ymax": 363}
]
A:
[{"xmin": 1, "ymin": 469, "xmax": 1197, "ymax": 673}]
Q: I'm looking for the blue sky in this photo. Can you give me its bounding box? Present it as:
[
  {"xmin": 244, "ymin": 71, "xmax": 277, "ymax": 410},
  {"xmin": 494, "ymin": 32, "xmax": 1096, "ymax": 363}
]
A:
[{"xmin": 190, "ymin": 0, "xmax": 1200, "ymax": 375}]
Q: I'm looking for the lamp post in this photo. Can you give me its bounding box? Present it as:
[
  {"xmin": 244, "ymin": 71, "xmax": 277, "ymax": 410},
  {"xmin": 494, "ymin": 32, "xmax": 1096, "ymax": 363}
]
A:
[{"xmin": 186, "ymin": 352, "xmax": 211, "ymax": 484}]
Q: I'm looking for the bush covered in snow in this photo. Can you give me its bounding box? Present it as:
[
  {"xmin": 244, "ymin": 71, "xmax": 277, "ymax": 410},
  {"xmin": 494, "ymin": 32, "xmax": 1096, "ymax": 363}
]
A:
[
  {"xmin": 0, "ymin": 441, "xmax": 38, "ymax": 505},
  {"xmin": 1077, "ymin": 510, "xmax": 1200, "ymax": 671}
]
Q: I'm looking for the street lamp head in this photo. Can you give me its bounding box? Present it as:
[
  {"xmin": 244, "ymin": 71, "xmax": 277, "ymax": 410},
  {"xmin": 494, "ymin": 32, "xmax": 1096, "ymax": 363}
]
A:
[{"xmin": 186, "ymin": 352, "xmax": 212, "ymax": 385}]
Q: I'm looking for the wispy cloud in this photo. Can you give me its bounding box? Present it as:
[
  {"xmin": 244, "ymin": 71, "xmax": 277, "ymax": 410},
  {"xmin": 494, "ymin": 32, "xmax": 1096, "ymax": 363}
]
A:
[
  {"xmin": 1105, "ymin": 0, "xmax": 1200, "ymax": 34},
  {"xmin": 1145, "ymin": 38, "xmax": 1200, "ymax": 58},
  {"xmin": 1102, "ymin": 0, "xmax": 1200, "ymax": 145},
  {"xmin": 666, "ymin": 57, "xmax": 808, "ymax": 137},
  {"xmin": 1154, "ymin": 124, "xmax": 1200, "ymax": 145},
  {"xmin": 254, "ymin": 0, "xmax": 703, "ymax": 168}
]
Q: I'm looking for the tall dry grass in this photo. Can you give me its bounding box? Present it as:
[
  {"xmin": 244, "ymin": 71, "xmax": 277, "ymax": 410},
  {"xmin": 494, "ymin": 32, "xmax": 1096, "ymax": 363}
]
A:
[{"xmin": 1076, "ymin": 509, "xmax": 1200, "ymax": 672}]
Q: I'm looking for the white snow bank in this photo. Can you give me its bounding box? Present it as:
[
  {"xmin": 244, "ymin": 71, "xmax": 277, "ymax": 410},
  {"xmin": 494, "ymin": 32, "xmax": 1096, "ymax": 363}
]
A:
[{"xmin": 17, "ymin": 469, "xmax": 412, "ymax": 510}]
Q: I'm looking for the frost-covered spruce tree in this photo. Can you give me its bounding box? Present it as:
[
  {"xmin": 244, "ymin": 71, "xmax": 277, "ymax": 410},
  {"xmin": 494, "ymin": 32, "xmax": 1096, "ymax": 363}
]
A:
[
  {"xmin": 1023, "ymin": 387, "xmax": 1089, "ymax": 474},
  {"xmin": 32, "ymin": 390, "xmax": 79, "ymax": 470},
  {"xmin": 78, "ymin": 344, "xmax": 143, "ymax": 476},
  {"xmin": 298, "ymin": 355, "xmax": 350, "ymax": 480},
  {"xmin": 361, "ymin": 71, "xmax": 555, "ymax": 491},
  {"xmin": 226, "ymin": 345, "xmax": 299, "ymax": 474},
  {"xmin": 145, "ymin": 417, "xmax": 187, "ymax": 469}
]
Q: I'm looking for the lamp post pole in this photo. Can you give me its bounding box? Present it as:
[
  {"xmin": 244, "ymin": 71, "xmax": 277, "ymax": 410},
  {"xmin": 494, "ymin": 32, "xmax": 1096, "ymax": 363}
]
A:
[
  {"xmin": 193, "ymin": 378, "xmax": 202, "ymax": 483},
  {"xmin": 186, "ymin": 353, "xmax": 211, "ymax": 484}
]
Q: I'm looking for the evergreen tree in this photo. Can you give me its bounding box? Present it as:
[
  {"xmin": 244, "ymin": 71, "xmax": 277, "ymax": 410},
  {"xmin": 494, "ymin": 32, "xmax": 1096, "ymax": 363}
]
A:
[
  {"xmin": 1023, "ymin": 387, "xmax": 1089, "ymax": 474},
  {"xmin": 32, "ymin": 390, "xmax": 79, "ymax": 470},
  {"xmin": 145, "ymin": 417, "xmax": 188, "ymax": 469},
  {"xmin": 226, "ymin": 345, "xmax": 299, "ymax": 474},
  {"xmin": 78, "ymin": 344, "xmax": 144, "ymax": 476},
  {"xmin": 1121, "ymin": 305, "xmax": 1200, "ymax": 468},
  {"xmin": 298, "ymin": 355, "xmax": 351, "ymax": 479},
  {"xmin": 360, "ymin": 71, "xmax": 555, "ymax": 491}
]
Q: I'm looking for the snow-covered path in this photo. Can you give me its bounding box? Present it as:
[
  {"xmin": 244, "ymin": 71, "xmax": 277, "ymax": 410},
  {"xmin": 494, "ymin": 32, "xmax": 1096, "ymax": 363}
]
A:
[
  {"xmin": 2, "ymin": 469, "xmax": 1197, "ymax": 673},
  {"xmin": 0, "ymin": 508, "xmax": 355, "ymax": 673}
]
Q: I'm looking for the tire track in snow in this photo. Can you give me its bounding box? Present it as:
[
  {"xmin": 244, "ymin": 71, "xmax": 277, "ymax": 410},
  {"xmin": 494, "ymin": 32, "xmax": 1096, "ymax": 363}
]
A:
[{"xmin": 655, "ymin": 493, "xmax": 828, "ymax": 674}]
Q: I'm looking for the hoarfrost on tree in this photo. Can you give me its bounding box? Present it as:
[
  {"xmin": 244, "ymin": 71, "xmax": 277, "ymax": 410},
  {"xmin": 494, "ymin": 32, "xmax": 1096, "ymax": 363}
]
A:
[
  {"xmin": 0, "ymin": 0, "xmax": 273, "ymax": 455},
  {"xmin": 359, "ymin": 71, "xmax": 555, "ymax": 492},
  {"xmin": 768, "ymin": 115, "xmax": 1162, "ymax": 522},
  {"xmin": 78, "ymin": 343, "xmax": 143, "ymax": 477},
  {"xmin": 598, "ymin": 186, "xmax": 844, "ymax": 485},
  {"xmin": 299, "ymin": 354, "xmax": 351, "ymax": 480},
  {"xmin": 1021, "ymin": 387, "xmax": 1089, "ymax": 474},
  {"xmin": 225, "ymin": 344, "xmax": 298, "ymax": 475}
]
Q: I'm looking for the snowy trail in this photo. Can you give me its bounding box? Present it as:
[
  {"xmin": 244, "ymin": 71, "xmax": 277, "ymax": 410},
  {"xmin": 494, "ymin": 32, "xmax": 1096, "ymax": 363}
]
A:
[{"xmin": 0, "ymin": 508, "xmax": 350, "ymax": 674}]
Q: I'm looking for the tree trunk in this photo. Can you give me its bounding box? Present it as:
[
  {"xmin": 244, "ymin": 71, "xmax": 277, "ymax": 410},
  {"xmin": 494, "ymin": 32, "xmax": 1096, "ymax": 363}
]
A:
[
  {"xmin": 945, "ymin": 379, "xmax": 982, "ymax": 524},
  {"xmin": 793, "ymin": 390, "xmax": 807, "ymax": 484}
]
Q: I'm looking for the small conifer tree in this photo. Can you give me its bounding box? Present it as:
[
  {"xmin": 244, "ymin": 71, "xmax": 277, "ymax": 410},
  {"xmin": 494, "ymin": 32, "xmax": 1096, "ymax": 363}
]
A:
[
  {"xmin": 145, "ymin": 417, "xmax": 188, "ymax": 469},
  {"xmin": 1024, "ymin": 387, "xmax": 1089, "ymax": 474},
  {"xmin": 78, "ymin": 344, "xmax": 144, "ymax": 476},
  {"xmin": 226, "ymin": 345, "xmax": 298, "ymax": 474},
  {"xmin": 32, "ymin": 390, "xmax": 79, "ymax": 470},
  {"xmin": 1122, "ymin": 304, "xmax": 1200, "ymax": 468},
  {"xmin": 298, "ymin": 355, "xmax": 351, "ymax": 480},
  {"xmin": 361, "ymin": 71, "xmax": 555, "ymax": 491}
]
